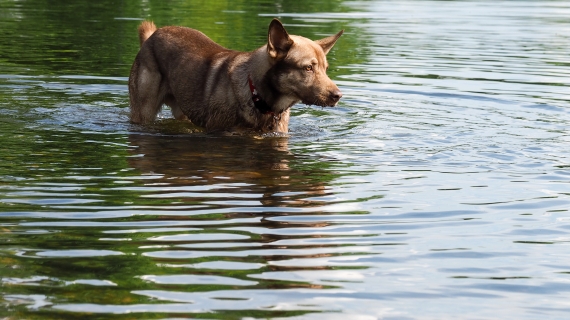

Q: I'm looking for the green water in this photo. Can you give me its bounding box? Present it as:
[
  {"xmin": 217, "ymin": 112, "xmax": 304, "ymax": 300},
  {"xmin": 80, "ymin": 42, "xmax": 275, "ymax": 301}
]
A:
[{"xmin": 2, "ymin": 0, "xmax": 570, "ymax": 319}]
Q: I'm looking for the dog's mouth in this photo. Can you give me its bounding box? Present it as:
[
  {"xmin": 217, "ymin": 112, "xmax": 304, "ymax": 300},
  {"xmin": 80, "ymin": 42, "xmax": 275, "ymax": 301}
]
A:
[
  {"xmin": 301, "ymin": 90, "xmax": 342, "ymax": 108},
  {"xmin": 302, "ymin": 99, "xmax": 339, "ymax": 108}
]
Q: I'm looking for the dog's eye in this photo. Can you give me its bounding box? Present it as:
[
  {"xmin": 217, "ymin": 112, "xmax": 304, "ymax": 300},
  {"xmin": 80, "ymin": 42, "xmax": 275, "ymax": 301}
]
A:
[{"xmin": 304, "ymin": 65, "xmax": 313, "ymax": 72}]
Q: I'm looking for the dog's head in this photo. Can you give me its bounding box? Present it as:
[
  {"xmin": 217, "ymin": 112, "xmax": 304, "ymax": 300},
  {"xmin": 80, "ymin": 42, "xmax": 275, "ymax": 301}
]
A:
[{"xmin": 266, "ymin": 19, "xmax": 343, "ymax": 108}]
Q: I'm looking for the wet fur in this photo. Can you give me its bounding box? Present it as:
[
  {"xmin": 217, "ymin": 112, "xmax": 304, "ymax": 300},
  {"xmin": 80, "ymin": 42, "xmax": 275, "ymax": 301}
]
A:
[{"xmin": 128, "ymin": 19, "xmax": 343, "ymax": 133}]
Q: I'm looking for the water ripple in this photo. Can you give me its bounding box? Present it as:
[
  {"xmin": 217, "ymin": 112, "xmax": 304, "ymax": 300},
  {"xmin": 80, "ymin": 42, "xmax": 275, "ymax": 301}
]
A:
[{"xmin": 1, "ymin": 1, "xmax": 570, "ymax": 319}]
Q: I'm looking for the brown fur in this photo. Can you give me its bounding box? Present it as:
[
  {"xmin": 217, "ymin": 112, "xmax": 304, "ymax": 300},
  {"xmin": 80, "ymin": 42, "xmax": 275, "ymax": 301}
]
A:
[
  {"xmin": 128, "ymin": 19, "xmax": 343, "ymax": 133},
  {"xmin": 138, "ymin": 21, "xmax": 157, "ymax": 47}
]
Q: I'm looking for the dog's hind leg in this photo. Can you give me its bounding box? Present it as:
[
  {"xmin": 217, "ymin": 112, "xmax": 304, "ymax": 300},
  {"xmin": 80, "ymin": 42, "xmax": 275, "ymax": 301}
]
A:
[
  {"xmin": 164, "ymin": 95, "xmax": 189, "ymax": 121},
  {"xmin": 129, "ymin": 62, "xmax": 164, "ymax": 124}
]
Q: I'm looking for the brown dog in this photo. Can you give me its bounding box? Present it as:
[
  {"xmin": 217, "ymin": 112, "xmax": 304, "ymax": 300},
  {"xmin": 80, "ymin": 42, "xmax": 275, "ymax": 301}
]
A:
[{"xmin": 128, "ymin": 19, "xmax": 343, "ymax": 133}]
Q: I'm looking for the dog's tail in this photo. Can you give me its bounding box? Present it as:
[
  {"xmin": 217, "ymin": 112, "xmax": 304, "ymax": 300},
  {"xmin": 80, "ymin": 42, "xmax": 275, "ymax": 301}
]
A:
[{"xmin": 138, "ymin": 21, "xmax": 157, "ymax": 47}]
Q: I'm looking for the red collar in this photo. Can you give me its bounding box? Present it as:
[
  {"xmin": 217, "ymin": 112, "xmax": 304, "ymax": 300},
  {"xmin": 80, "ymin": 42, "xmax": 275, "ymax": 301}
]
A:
[{"xmin": 248, "ymin": 76, "xmax": 273, "ymax": 115}]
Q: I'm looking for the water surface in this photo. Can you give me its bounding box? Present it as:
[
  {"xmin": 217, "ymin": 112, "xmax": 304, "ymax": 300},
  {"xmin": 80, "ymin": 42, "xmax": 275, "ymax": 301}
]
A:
[{"xmin": 1, "ymin": 0, "xmax": 570, "ymax": 319}]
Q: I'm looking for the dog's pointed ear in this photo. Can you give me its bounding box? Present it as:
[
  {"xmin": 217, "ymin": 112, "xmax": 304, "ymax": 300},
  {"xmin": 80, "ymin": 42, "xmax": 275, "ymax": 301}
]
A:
[
  {"xmin": 268, "ymin": 19, "xmax": 293, "ymax": 60},
  {"xmin": 316, "ymin": 30, "xmax": 344, "ymax": 55}
]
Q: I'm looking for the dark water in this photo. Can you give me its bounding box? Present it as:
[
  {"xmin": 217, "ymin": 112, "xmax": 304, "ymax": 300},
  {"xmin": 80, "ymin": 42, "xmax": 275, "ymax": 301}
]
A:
[{"xmin": 1, "ymin": 0, "xmax": 570, "ymax": 319}]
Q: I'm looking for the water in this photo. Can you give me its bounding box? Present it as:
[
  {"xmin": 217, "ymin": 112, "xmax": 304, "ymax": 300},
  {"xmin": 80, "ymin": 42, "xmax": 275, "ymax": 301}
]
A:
[{"xmin": 1, "ymin": 0, "xmax": 570, "ymax": 319}]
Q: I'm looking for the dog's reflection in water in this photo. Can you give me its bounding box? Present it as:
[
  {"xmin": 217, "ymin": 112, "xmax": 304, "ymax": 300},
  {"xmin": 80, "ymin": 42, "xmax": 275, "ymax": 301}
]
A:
[{"xmin": 127, "ymin": 133, "xmax": 331, "ymax": 209}]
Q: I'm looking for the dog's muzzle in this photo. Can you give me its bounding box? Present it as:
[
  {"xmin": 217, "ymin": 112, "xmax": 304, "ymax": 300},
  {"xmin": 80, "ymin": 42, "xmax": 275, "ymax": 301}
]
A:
[{"xmin": 330, "ymin": 89, "xmax": 343, "ymax": 104}]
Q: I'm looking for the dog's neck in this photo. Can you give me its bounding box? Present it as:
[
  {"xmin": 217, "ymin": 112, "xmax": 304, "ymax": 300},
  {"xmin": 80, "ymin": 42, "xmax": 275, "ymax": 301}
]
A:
[
  {"xmin": 247, "ymin": 76, "xmax": 273, "ymax": 114},
  {"xmin": 245, "ymin": 48, "xmax": 300, "ymax": 115}
]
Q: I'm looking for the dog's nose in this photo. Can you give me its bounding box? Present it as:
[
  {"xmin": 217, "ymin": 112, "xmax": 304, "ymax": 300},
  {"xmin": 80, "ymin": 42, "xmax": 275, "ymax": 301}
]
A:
[{"xmin": 330, "ymin": 90, "xmax": 343, "ymax": 103}]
